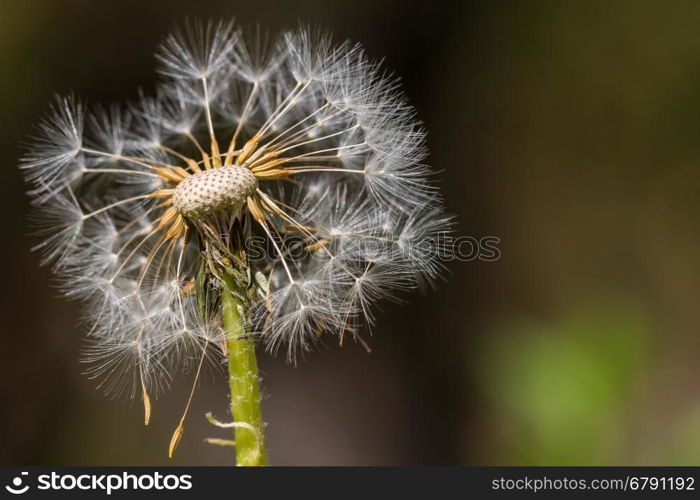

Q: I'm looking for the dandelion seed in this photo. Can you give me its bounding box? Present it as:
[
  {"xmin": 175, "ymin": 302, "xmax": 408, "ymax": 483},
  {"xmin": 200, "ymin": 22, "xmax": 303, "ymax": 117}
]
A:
[{"xmin": 21, "ymin": 19, "xmax": 453, "ymax": 465}]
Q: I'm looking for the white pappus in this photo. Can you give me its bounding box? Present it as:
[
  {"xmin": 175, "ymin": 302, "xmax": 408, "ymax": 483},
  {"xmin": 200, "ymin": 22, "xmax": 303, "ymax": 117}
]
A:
[{"xmin": 20, "ymin": 20, "xmax": 454, "ymax": 415}]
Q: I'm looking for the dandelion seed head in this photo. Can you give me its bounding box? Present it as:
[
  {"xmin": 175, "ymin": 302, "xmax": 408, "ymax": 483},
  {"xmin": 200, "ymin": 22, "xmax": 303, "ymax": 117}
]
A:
[{"xmin": 21, "ymin": 19, "xmax": 454, "ymax": 395}]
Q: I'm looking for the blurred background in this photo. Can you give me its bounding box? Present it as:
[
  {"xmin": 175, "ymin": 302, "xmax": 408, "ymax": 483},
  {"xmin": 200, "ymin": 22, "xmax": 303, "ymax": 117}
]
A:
[{"xmin": 2, "ymin": 0, "xmax": 700, "ymax": 465}]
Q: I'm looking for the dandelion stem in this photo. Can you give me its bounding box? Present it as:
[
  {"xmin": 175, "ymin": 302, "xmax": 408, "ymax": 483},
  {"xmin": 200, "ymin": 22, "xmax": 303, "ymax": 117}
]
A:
[{"xmin": 221, "ymin": 275, "xmax": 268, "ymax": 466}]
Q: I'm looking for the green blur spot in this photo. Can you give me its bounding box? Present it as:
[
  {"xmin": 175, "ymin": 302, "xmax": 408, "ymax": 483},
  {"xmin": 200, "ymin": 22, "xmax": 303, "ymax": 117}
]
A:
[{"xmin": 477, "ymin": 297, "xmax": 652, "ymax": 464}]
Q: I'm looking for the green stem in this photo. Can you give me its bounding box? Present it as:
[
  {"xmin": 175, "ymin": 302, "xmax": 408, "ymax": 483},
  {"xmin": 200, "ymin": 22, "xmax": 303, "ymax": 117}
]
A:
[{"xmin": 221, "ymin": 276, "xmax": 268, "ymax": 466}]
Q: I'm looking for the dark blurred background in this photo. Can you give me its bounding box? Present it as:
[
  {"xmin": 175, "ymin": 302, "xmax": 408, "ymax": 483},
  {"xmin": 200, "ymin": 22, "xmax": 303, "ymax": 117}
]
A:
[{"xmin": 2, "ymin": 0, "xmax": 700, "ymax": 465}]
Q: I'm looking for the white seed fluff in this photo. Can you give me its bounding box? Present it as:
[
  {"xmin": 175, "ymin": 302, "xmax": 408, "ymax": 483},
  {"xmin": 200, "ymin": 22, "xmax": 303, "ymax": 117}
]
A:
[{"xmin": 20, "ymin": 19, "xmax": 454, "ymax": 399}]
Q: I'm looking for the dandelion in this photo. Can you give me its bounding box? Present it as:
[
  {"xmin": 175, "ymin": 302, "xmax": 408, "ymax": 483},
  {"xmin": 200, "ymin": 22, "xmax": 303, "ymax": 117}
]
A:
[{"xmin": 21, "ymin": 20, "xmax": 453, "ymax": 466}]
